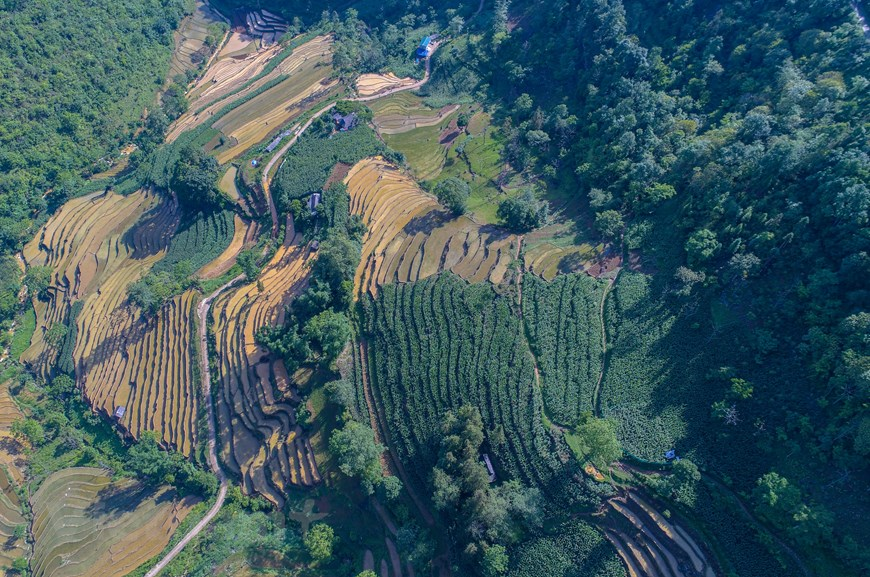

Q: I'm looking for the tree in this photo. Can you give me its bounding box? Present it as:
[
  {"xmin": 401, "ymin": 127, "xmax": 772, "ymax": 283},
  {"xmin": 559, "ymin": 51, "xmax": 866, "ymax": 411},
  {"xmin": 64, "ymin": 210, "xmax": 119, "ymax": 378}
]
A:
[
  {"xmin": 304, "ymin": 522, "xmax": 336, "ymax": 562},
  {"xmin": 303, "ymin": 310, "xmax": 351, "ymax": 364},
  {"xmin": 24, "ymin": 265, "xmax": 53, "ymax": 299},
  {"xmin": 236, "ymin": 249, "xmax": 260, "ymax": 282},
  {"xmin": 434, "ymin": 177, "xmax": 470, "ymax": 215},
  {"xmin": 685, "ymin": 229, "xmax": 720, "ymax": 266},
  {"xmin": 594, "ymin": 210, "xmax": 624, "ymax": 240},
  {"xmin": 311, "ymin": 234, "xmax": 360, "ymax": 305},
  {"xmin": 43, "ymin": 322, "xmax": 68, "ymax": 346},
  {"xmin": 11, "ymin": 418, "xmax": 45, "ymax": 446},
  {"xmin": 661, "ymin": 459, "xmax": 701, "ymax": 506},
  {"xmin": 497, "ymin": 190, "xmax": 548, "ymax": 232},
  {"xmin": 357, "ymin": 572, "xmax": 378, "ymax": 577},
  {"xmin": 329, "ymin": 420, "xmax": 384, "ymax": 494},
  {"xmin": 481, "ymin": 544, "xmax": 509, "ymax": 577},
  {"xmin": 170, "ymin": 146, "xmax": 223, "ymax": 210},
  {"xmin": 573, "ymin": 415, "xmax": 621, "ymax": 469},
  {"xmin": 449, "ymin": 15, "xmax": 465, "ymax": 36}
]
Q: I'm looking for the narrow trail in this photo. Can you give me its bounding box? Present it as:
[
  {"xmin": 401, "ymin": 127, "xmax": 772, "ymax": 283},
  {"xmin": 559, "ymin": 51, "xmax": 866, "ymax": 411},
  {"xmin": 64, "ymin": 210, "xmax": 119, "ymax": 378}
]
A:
[
  {"xmin": 144, "ymin": 275, "xmax": 243, "ymax": 577},
  {"xmin": 592, "ymin": 269, "xmax": 619, "ymax": 417},
  {"xmin": 358, "ymin": 341, "xmax": 435, "ymax": 526}
]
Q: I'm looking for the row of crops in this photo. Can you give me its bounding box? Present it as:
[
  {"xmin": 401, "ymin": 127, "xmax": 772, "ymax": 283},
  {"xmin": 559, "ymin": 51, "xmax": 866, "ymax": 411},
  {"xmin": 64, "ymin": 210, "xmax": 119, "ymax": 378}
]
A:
[
  {"xmin": 273, "ymin": 122, "xmax": 388, "ymax": 211},
  {"xmin": 600, "ymin": 271, "xmax": 716, "ymax": 461},
  {"xmin": 151, "ymin": 209, "xmax": 235, "ymax": 275},
  {"xmin": 508, "ymin": 519, "xmax": 625, "ymax": 577},
  {"xmin": 360, "ymin": 273, "xmax": 597, "ymax": 506},
  {"xmin": 522, "ymin": 273, "xmax": 607, "ymax": 425}
]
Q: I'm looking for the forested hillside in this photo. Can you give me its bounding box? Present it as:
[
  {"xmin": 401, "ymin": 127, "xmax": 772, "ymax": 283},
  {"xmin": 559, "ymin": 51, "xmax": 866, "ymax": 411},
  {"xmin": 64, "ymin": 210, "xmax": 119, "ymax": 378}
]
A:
[{"xmin": 0, "ymin": 0, "xmax": 187, "ymax": 334}]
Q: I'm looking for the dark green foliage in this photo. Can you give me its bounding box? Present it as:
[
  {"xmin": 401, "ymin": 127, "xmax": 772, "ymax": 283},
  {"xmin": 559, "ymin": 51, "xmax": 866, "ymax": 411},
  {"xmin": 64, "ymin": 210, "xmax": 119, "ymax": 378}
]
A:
[
  {"xmin": 273, "ymin": 121, "xmax": 386, "ymax": 212},
  {"xmin": 304, "ymin": 522, "xmax": 336, "ymax": 562},
  {"xmin": 690, "ymin": 480, "xmax": 805, "ymax": 577},
  {"xmin": 572, "ymin": 415, "xmax": 622, "ymax": 470},
  {"xmin": 329, "ymin": 420, "xmax": 386, "ymax": 494},
  {"xmin": 434, "ymin": 177, "xmax": 470, "ymax": 215},
  {"xmin": 507, "ymin": 520, "xmax": 625, "ymax": 577},
  {"xmin": 594, "ymin": 210, "xmax": 624, "ymax": 241},
  {"xmin": 151, "ymin": 210, "xmax": 235, "ymax": 275},
  {"xmin": 497, "ymin": 190, "xmax": 548, "ymax": 232},
  {"xmin": 304, "ymin": 309, "xmax": 352, "ymax": 364},
  {"xmin": 236, "ymin": 249, "xmax": 260, "ymax": 282},
  {"xmin": 0, "ymin": 256, "xmax": 21, "ymax": 323},
  {"xmin": 24, "ymin": 266, "xmax": 53, "ymax": 300},
  {"xmin": 127, "ymin": 431, "xmax": 219, "ymax": 497},
  {"xmin": 128, "ymin": 270, "xmax": 187, "ymax": 317},
  {"xmin": 170, "ymin": 146, "xmax": 225, "ymax": 211},
  {"xmin": 0, "ymin": 0, "xmax": 184, "ymax": 252},
  {"xmin": 361, "ymin": 273, "xmax": 597, "ymax": 508},
  {"xmin": 431, "ymin": 406, "xmax": 543, "ymax": 564},
  {"xmin": 522, "ymin": 273, "xmax": 606, "ymax": 424},
  {"xmin": 600, "ymin": 271, "xmax": 714, "ymax": 460},
  {"xmin": 57, "ymin": 300, "xmax": 84, "ymax": 375}
]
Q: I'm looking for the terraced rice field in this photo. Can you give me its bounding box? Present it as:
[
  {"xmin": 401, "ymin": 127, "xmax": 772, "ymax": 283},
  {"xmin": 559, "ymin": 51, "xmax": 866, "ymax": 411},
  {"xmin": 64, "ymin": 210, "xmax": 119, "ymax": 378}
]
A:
[
  {"xmin": 371, "ymin": 93, "xmax": 459, "ymax": 135},
  {"xmin": 0, "ymin": 381, "xmax": 27, "ymax": 570},
  {"xmin": 212, "ymin": 60, "xmax": 339, "ymax": 163},
  {"xmin": 371, "ymin": 95, "xmax": 461, "ymax": 181},
  {"xmin": 345, "ymin": 157, "xmax": 517, "ymax": 296},
  {"xmin": 356, "ymin": 72, "xmax": 416, "ymax": 97},
  {"xmin": 21, "ymin": 190, "xmax": 166, "ymax": 378},
  {"xmin": 77, "ymin": 288, "xmax": 200, "ymax": 456},
  {"xmin": 0, "ymin": 380, "xmax": 25, "ymax": 485},
  {"xmin": 21, "ymin": 189, "xmax": 203, "ymax": 455},
  {"xmin": 197, "ymin": 214, "xmax": 250, "ymax": 279},
  {"xmin": 168, "ymin": 35, "xmax": 335, "ymax": 145},
  {"xmin": 211, "ymin": 235, "xmax": 321, "ymax": 508},
  {"xmin": 30, "ymin": 467, "xmax": 198, "ymax": 577},
  {"xmin": 603, "ymin": 492, "xmax": 717, "ymax": 577},
  {"xmin": 168, "ymin": 0, "xmax": 225, "ymax": 81},
  {"xmin": 523, "ymin": 241, "xmax": 601, "ymax": 280}
]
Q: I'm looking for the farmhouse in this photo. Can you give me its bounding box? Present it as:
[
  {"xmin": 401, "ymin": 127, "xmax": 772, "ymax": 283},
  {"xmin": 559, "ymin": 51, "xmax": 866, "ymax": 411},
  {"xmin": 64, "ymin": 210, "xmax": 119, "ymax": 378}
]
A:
[
  {"xmin": 308, "ymin": 192, "xmax": 321, "ymax": 215},
  {"xmin": 332, "ymin": 112, "xmax": 358, "ymax": 131},
  {"xmin": 416, "ymin": 36, "xmax": 431, "ymax": 59}
]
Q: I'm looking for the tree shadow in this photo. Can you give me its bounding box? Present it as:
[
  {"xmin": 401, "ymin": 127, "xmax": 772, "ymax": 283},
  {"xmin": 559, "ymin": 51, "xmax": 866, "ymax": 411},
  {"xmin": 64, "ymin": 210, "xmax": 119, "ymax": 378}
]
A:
[{"xmin": 84, "ymin": 480, "xmax": 168, "ymax": 520}]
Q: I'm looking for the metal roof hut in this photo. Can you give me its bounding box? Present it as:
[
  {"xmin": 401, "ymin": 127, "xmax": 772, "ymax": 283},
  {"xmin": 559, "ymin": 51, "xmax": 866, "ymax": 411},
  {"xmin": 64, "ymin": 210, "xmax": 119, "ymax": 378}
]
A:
[
  {"xmin": 114, "ymin": 406, "xmax": 126, "ymax": 419},
  {"xmin": 331, "ymin": 112, "xmax": 358, "ymax": 132},
  {"xmin": 308, "ymin": 192, "xmax": 322, "ymax": 215},
  {"xmin": 482, "ymin": 453, "xmax": 496, "ymax": 483}
]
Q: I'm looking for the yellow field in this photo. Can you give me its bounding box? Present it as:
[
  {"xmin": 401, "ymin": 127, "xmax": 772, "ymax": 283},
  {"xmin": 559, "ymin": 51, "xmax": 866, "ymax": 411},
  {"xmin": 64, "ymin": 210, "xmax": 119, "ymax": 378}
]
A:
[
  {"xmin": 211, "ymin": 41, "xmax": 338, "ymax": 163},
  {"xmin": 168, "ymin": 35, "xmax": 335, "ymax": 144},
  {"xmin": 0, "ymin": 381, "xmax": 26, "ymax": 570},
  {"xmin": 30, "ymin": 467, "xmax": 198, "ymax": 577},
  {"xmin": 21, "ymin": 190, "xmax": 164, "ymax": 378},
  {"xmin": 21, "ymin": 189, "xmax": 202, "ymax": 456},
  {"xmin": 197, "ymin": 214, "xmax": 250, "ymax": 279},
  {"xmin": 345, "ymin": 157, "xmax": 517, "ymax": 296},
  {"xmin": 355, "ymin": 72, "xmax": 416, "ymax": 97},
  {"xmin": 211, "ymin": 233, "xmax": 321, "ymax": 508},
  {"xmin": 370, "ymin": 92, "xmax": 459, "ymax": 135}
]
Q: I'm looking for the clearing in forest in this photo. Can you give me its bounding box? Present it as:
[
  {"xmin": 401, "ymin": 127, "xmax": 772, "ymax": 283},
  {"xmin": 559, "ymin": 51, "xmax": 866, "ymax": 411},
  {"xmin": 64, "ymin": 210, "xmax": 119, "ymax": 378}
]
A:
[
  {"xmin": 211, "ymin": 236, "xmax": 321, "ymax": 508},
  {"xmin": 345, "ymin": 157, "xmax": 516, "ymax": 297},
  {"xmin": 30, "ymin": 467, "xmax": 198, "ymax": 577}
]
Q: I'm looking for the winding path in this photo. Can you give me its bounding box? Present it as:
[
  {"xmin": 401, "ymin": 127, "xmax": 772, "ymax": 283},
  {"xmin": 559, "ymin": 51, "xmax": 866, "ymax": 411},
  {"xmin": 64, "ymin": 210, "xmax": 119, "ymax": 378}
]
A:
[
  {"xmin": 144, "ymin": 275, "xmax": 243, "ymax": 577},
  {"xmin": 259, "ymin": 42, "xmax": 441, "ymax": 238},
  {"xmin": 146, "ymin": 34, "xmax": 445, "ymax": 577}
]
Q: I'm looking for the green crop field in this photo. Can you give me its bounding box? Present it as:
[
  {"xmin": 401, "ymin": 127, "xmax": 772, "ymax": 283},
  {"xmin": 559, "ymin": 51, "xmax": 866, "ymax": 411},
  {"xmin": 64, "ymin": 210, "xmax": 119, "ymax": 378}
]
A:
[
  {"xmin": 523, "ymin": 273, "xmax": 608, "ymax": 425},
  {"xmin": 151, "ymin": 209, "xmax": 235, "ymax": 276},
  {"xmin": 360, "ymin": 273, "xmax": 597, "ymax": 506}
]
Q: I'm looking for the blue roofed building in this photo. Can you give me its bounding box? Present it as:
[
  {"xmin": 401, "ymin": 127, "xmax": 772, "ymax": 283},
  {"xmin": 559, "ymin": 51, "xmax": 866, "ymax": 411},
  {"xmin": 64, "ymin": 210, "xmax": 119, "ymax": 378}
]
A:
[{"xmin": 416, "ymin": 36, "xmax": 431, "ymax": 59}]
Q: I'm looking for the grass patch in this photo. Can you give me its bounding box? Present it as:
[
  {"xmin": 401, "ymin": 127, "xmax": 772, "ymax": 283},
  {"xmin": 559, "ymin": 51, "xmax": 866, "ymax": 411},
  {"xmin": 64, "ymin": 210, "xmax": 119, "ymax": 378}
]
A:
[{"xmin": 9, "ymin": 305, "xmax": 36, "ymax": 361}]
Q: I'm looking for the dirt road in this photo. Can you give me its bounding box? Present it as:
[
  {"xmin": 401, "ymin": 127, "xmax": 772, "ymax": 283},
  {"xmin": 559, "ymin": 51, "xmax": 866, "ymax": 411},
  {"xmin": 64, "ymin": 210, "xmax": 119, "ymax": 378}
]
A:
[{"xmin": 144, "ymin": 275, "xmax": 243, "ymax": 577}]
